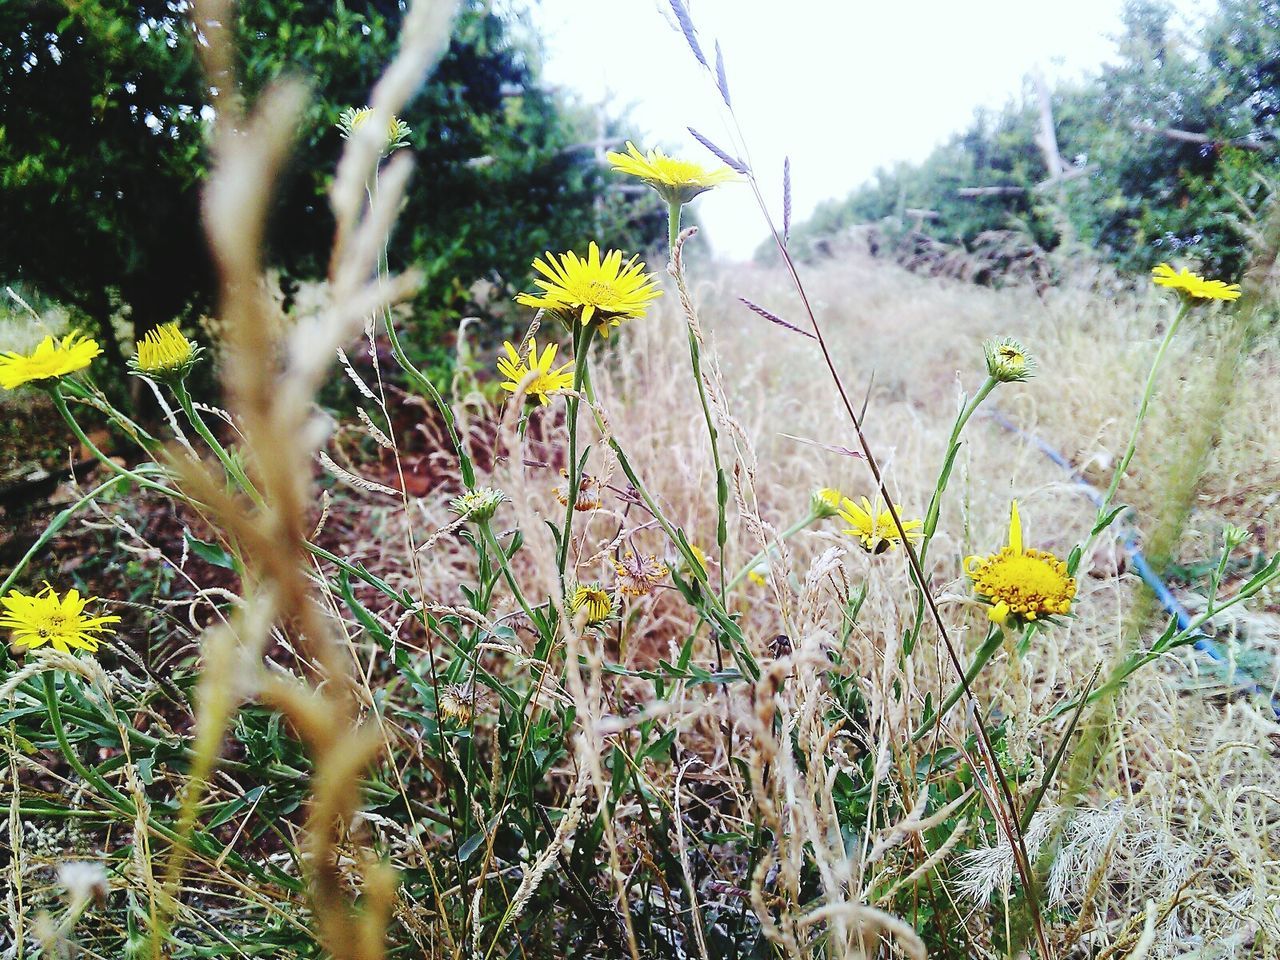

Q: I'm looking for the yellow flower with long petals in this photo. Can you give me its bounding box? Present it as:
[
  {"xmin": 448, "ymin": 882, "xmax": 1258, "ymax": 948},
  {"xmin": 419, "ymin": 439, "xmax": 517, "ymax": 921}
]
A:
[
  {"xmin": 1, "ymin": 585, "xmax": 120, "ymax": 654},
  {"xmin": 1151, "ymin": 263, "xmax": 1241, "ymax": 302},
  {"xmin": 132, "ymin": 322, "xmax": 201, "ymax": 378},
  {"xmin": 516, "ymin": 242, "xmax": 661, "ymax": 336},
  {"xmin": 837, "ymin": 496, "xmax": 922, "ymax": 554},
  {"xmin": 966, "ymin": 501, "xmax": 1076, "ymax": 626},
  {"xmin": 495, "ymin": 338, "xmax": 573, "ymax": 406},
  {"xmin": 606, "ymin": 140, "xmax": 740, "ymax": 205},
  {"xmin": 0, "ymin": 332, "xmax": 102, "ymax": 390}
]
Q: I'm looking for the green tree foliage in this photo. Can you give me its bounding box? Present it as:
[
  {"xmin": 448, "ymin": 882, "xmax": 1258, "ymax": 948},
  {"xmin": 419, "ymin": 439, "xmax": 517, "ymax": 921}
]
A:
[
  {"xmin": 0, "ymin": 0, "xmax": 648, "ymax": 373},
  {"xmin": 784, "ymin": 0, "xmax": 1280, "ymax": 280}
]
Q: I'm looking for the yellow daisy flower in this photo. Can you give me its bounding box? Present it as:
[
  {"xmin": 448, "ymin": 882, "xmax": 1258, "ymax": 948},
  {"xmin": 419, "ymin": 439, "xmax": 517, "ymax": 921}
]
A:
[
  {"xmin": 1151, "ymin": 263, "xmax": 1241, "ymax": 302},
  {"xmin": 132, "ymin": 322, "xmax": 201, "ymax": 377},
  {"xmin": 515, "ymin": 242, "xmax": 662, "ymax": 336},
  {"xmin": 606, "ymin": 140, "xmax": 740, "ymax": 205},
  {"xmin": 0, "ymin": 332, "xmax": 102, "ymax": 390},
  {"xmin": 838, "ymin": 496, "xmax": 922, "ymax": 554},
  {"xmin": 1, "ymin": 585, "xmax": 120, "ymax": 654},
  {"xmin": 495, "ymin": 338, "xmax": 573, "ymax": 406},
  {"xmin": 614, "ymin": 552, "xmax": 670, "ymax": 597},
  {"xmin": 569, "ymin": 582, "xmax": 615, "ymax": 625},
  {"xmin": 966, "ymin": 501, "xmax": 1076, "ymax": 627}
]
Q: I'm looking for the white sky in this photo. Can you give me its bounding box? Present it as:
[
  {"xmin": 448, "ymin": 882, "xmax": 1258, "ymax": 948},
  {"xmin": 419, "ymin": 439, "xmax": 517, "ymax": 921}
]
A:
[{"xmin": 535, "ymin": 0, "xmax": 1193, "ymax": 259}]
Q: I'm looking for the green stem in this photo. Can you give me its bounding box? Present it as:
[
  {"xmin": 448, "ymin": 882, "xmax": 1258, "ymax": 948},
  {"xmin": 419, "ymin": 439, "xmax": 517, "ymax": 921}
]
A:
[
  {"xmin": 556, "ymin": 322, "xmax": 594, "ymax": 588},
  {"xmin": 910, "ymin": 623, "xmax": 1004, "ymax": 743},
  {"xmin": 1094, "ymin": 300, "xmax": 1191, "ymax": 529},
  {"xmin": 173, "ymin": 379, "xmax": 264, "ymax": 509},
  {"xmin": 579, "ymin": 363, "xmax": 759, "ymax": 681},
  {"xmin": 671, "ymin": 199, "xmax": 730, "ymax": 604},
  {"xmin": 724, "ymin": 510, "xmax": 820, "ymax": 592},
  {"xmin": 48, "ymin": 385, "xmax": 179, "ymax": 499},
  {"xmin": 920, "ymin": 376, "xmax": 998, "ymax": 563},
  {"xmin": 0, "ymin": 474, "xmax": 130, "ymax": 596},
  {"xmin": 478, "ymin": 519, "xmax": 538, "ymax": 625}
]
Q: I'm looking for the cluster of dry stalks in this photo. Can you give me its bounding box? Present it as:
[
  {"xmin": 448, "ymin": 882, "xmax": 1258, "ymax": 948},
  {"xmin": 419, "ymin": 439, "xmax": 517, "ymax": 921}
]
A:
[{"xmin": 4, "ymin": 1, "xmax": 1280, "ymax": 959}]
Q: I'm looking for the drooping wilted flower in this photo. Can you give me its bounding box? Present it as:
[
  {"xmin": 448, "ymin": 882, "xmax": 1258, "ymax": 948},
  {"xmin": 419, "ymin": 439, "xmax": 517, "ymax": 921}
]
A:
[
  {"xmin": 516, "ymin": 242, "xmax": 662, "ymax": 336},
  {"xmin": 966, "ymin": 501, "xmax": 1076, "ymax": 627},
  {"xmin": 614, "ymin": 552, "xmax": 670, "ymax": 597},
  {"xmin": 983, "ymin": 337, "xmax": 1036, "ymax": 383},
  {"xmin": 554, "ymin": 471, "xmax": 603, "ymax": 512},
  {"xmin": 449, "ymin": 487, "xmax": 508, "ymax": 523},
  {"xmin": 568, "ymin": 582, "xmax": 615, "ymax": 625},
  {"xmin": 0, "ymin": 585, "xmax": 120, "ymax": 654},
  {"xmin": 0, "ymin": 332, "xmax": 102, "ymax": 390},
  {"xmin": 436, "ymin": 682, "xmax": 493, "ymax": 726}
]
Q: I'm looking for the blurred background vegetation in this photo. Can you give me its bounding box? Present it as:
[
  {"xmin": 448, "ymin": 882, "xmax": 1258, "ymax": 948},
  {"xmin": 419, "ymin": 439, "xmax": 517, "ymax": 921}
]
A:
[
  {"xmin": 780, "ymin": 0, "xmax": 1280, "ymax": 283},
  {"xmin": 0, "ymin": 0, "xmax": 665, "ymax": 387}
]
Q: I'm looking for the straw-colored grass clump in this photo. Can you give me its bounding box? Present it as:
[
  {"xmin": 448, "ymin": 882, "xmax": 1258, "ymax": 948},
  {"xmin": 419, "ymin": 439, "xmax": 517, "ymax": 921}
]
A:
[{"xmin": 2, "ymin": 1, "xmax": 1279, "ymax": 958}]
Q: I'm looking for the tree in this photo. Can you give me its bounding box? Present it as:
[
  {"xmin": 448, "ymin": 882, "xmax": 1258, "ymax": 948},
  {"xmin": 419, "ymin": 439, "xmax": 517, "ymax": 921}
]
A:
[{"xmin": 0, "ymin": 0, "xmax": 639, "ymax": 373}]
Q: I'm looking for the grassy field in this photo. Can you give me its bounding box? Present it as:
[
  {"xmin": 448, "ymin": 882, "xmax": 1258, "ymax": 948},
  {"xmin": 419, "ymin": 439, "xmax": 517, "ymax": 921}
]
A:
[{"xmin": 4, "ymin": 7, "xmax": 1280, "ymax": 959}]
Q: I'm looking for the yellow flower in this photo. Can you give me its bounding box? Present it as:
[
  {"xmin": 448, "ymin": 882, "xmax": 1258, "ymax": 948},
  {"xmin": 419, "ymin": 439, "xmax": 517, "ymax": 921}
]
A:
[
  {"xmin": 614, "ymin": 552, "xmax": 670, "ymax": 597},
  {"xmin": 337, "ymin": 106, "xmax": 411, "ymax": 154},
  {"xmin": 495, "ymin": 338, "xmax": 573, "ymax": 406},
  {"xmin": 966, "ymin": 501, "xmax": 1076, "ymax": 626},
  {"xmin": 0, "ymin": 332, "xmax": 102, "ymax": 390},
  {"xmin": 1151, "ymin": 263, "xmax": 1241, "ymax": 302},
  {"xmin": 516, "ymin": 242, "xmax": 662, "ymax": 336},
  {"xmin": 606, "ymin": 140, "xmax": 740, "ymax": 205},
  {"xmin": 569, "ymin": 582, "xmax": 614, "ymax": 625},
  {"xmin": 132, "ymin": 322, "xmax": 200, "ymax": 377},
  {"xmin": 1, "ymin": 585, "xmax": 120, "ymax": 654},
  {"xmin": 838, "ymin": 496, "xmax": 922, "ymax": 554},
  {"xmin": 554, "ymin": 470, "xmax": 603, "ymax": 511},
  {"xmin": 812, "ymin": 487, "xmax": 845, "ymax": 519},
  {"xmin": 685, "ymin": 544, "xmax": 710, "ymax": 579}
]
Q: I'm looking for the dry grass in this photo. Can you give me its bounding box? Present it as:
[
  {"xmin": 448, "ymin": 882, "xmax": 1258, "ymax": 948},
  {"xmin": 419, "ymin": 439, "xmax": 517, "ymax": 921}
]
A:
[{"xmin": 4, "ymin": 3, "xmax": 1280, "ymax": 957}]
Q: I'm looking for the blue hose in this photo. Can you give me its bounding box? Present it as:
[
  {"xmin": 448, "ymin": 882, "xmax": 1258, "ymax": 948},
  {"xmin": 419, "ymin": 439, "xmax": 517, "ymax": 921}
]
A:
[{"xmin": 987, "ymin": 409, "xmax": 1280, "ymax": 718}]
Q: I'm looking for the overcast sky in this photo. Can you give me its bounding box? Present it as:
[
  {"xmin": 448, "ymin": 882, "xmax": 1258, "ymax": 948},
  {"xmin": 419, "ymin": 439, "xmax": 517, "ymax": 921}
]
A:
[{"xmin": 534, "ymin": 0, "xmax": 1195, "ymax": 259}]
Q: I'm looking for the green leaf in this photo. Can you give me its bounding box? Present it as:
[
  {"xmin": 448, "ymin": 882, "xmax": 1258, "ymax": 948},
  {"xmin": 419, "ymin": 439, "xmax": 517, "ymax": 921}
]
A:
[{"xmin": 183, "ymin": 529, "xmax": 237, "ymax": 571}]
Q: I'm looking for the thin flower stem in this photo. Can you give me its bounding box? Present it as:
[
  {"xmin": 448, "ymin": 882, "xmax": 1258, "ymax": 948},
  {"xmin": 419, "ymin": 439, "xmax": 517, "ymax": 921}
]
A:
[
  {"xmin": 920, "ymin": 375, "xmax": 999, "ymax": 562},
  {"xmin": 1094, "ymin": 300, "xmax": 1191, "ymax": 533},
  {"xmin": 557, "ymin": 322, "xmax": 594, "ymax": 588},
  {"xmin": 724, "ymin": 510, "xmax": 820, "ymax": 592},
  {"xmin": 0, "ymin": 474, "xmax": 130, "ymax": 596},
  {"xmin": 579, "ymin": 364, "xmax": 759, "ymax": 681},
  {"xmin": 910, "ymin": 623, "xmax": 1004, "ymax": 743},
  {"xmin": 172, "ymin": 379, "xmax": 265, "ymax": 509},
  {"xmin": 478, "ymin": 519, "xmax": 538, "ymax": 625},
  {"xmin": 48, "ymin": 385, "xmax": 181, "ymax": 500},
  {"xmin": 669, "ymin": 200, "xmax": 729, "ymax": 603}
]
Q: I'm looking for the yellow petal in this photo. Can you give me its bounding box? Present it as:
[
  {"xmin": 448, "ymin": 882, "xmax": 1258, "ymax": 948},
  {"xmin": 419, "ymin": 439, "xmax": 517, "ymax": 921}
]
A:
[{"xmin": 1008, "ymin": 500, "xmax": 1023, "ymax": 555}]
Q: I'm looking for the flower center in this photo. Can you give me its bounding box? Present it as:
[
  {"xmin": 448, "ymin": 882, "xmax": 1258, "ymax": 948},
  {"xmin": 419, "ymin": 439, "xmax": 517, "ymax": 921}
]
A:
[{"xmin": 970, "ymin": 548, "xmax": 1076, "ymax": 619}]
